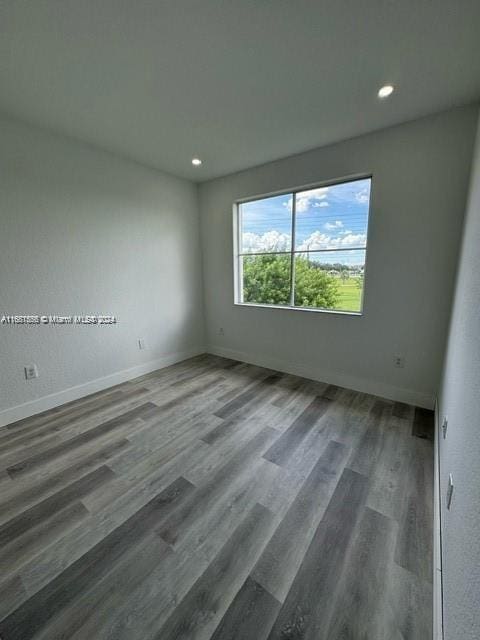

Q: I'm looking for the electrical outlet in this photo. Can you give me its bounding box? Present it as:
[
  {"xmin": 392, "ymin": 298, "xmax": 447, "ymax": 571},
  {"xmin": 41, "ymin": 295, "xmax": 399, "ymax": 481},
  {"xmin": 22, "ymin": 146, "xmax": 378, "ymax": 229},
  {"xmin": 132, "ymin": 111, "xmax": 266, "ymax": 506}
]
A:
[
  {"xmin": 442, "ymin": 416, "xmax": 448, "ymax": 439},
  {"xmin": 219, "ymin": 327, "xmax": 225, "ymax": 336},
  {"xmin": 447, "ymin": 474, "xmax": 454, "ymax": 510},
  {"xmin": 24, "ymin": 364, "xmax": 38, "ymax": 380},
  {"xmin": 394, "ymin": 355, "xmax": 405, "ymax": 368},
  {"xmin": 138, "ymin": 338, "xmax": 146, "ymax": 350}
]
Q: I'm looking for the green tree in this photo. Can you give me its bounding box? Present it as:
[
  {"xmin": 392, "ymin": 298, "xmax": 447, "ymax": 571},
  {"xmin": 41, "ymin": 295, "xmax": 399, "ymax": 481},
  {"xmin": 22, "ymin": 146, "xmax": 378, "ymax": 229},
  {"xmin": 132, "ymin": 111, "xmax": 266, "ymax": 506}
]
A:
[
  {"xmin": 242, "ymin": 255, "xmax": 339, "ymax": 308},
  {"xmin": 242, "ymin": 254, "xmax": 291, "ymax": 305},
  {"xmin": 294, "ymin": 257, "xmax": 339, "ymax": 308}
]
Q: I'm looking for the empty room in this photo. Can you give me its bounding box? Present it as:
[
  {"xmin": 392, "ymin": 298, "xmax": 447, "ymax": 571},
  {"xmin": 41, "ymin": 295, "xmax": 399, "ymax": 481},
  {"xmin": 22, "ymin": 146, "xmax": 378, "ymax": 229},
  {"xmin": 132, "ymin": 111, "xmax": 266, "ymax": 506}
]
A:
[{"xmin": 1, "ymin": 2, "xmax": 479, "ymax": 639}]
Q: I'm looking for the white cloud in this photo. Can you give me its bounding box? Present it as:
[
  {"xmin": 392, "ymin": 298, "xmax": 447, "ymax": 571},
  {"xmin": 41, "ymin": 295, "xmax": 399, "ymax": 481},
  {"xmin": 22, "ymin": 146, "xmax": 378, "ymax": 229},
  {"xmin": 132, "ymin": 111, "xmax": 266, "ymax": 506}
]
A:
[
  {"xmin": 242, "ymin": 230, "xmax": 290, "ymax": 253},
  {"xmin": 339, "ymin": 233, "xmax": 367, "ymax": 247},
  {"xmin": 315, "ymin": 201, "xmax": 330, "ymax": 208},
  {"xmin": 297, "ymin": 231, "xmax": 366, "ymax": 251},
  {"xmin": 284, "ymin": 187, "xmax": 329, "ymax": 213},
  {"xmin": 324, "ymin": 220, "xmax": 343, "ymax": 230},
  {"xmin": 356, "ymin": 188, "xmax": 370, "ymax": 204},
  {"xmin": 242, "ymin": 225, "xmax": 366, "ymax": 255}
]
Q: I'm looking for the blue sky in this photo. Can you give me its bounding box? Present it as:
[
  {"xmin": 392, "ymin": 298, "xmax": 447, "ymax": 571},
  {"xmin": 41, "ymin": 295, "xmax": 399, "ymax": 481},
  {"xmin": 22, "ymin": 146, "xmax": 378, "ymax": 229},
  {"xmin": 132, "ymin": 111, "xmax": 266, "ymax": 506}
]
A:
[{"xmin": 240, "ymin": 178, "xmax": 371, "ymax": 265}]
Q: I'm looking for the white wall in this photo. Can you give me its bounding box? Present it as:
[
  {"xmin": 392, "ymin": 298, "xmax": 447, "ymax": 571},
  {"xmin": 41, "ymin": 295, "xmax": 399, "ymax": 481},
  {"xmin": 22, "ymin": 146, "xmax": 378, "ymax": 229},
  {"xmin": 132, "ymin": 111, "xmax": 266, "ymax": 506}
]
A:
[
  {"xmin": 437, "ymin": 113, "xmax": 480, "ymax": 640},
  {"xmin": 199, "ymin": 106, "xmax": 479, "ymax": 407},
  {"xmin": 0, "ymin": 116, "xmax": 204, "ymax": 425}
]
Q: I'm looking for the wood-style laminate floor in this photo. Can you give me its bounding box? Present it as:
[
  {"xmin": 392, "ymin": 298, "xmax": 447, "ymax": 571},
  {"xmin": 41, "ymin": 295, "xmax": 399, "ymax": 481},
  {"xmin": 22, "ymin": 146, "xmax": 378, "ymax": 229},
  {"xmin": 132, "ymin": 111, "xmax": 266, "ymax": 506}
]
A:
[{"xmin": 0, "ymin": 354, "xmax": 434, "ymax": 640}]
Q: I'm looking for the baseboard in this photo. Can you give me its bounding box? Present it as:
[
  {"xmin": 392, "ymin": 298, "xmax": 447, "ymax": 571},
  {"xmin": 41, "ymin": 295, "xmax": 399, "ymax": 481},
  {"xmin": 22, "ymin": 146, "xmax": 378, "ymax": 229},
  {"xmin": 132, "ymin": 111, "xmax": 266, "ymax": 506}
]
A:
[
  {"xmin": 433, "ymin": 398, "xmax": 444, "ymax": 640},
  {"xmin": 207, "ymin": 344, "xmax": 435, "ymax": 409},
  {"xmin": 0, "ymin": 346, "xmax": 206, "ymax": 428}
]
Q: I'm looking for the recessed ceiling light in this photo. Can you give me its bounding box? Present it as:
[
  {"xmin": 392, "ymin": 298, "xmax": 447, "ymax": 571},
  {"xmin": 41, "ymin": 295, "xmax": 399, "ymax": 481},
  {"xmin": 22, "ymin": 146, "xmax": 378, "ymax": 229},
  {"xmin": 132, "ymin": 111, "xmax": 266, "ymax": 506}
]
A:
[
  {"xmin": 378, "ymin": 84, "xmax": 394, "ymax": 99},
  {"xmin": 192, "ymin": 157, "xmax": 202, "ymax": 166}
]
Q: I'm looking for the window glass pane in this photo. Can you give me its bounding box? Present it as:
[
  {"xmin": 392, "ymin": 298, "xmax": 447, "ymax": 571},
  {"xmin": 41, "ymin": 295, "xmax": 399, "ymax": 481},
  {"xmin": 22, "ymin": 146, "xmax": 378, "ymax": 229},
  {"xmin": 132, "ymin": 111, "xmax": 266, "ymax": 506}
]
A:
[
  {"xmin": 294, "ymin": 249, "xmax": 366, "ymax": 312},
  {"xmin": 242, "ymin": 254, "xmax": 291, "ymax": 306},
  {"xmin": 240, "ymin": 193, "xmax": 292, "ymax": 254},
  {"xmin": 294, "ymin": 178, "xmax": 371, "ymax": 252}
]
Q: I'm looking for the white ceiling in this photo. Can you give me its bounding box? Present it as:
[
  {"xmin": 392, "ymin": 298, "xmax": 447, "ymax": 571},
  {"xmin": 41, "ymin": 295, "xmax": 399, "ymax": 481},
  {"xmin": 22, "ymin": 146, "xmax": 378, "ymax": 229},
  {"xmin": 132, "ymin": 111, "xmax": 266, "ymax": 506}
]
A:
[{"xmin": 1, "ymin": 1, "xmax": 479, "ymax": 182}]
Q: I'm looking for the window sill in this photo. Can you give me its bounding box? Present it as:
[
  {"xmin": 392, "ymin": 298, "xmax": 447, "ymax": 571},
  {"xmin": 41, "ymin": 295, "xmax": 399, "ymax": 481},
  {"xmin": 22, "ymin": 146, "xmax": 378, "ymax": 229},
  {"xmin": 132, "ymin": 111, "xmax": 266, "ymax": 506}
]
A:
[{"xmin": 233, "ymin": 302, "xmax": 363, "ymax": 317}]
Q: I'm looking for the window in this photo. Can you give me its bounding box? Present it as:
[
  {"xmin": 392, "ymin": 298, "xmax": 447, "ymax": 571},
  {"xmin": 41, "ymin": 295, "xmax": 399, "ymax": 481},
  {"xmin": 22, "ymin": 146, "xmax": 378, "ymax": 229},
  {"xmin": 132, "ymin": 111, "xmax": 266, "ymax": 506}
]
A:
[{"xmin": 235, "ymin": 176, "xmax": 371, "ymax": 313}]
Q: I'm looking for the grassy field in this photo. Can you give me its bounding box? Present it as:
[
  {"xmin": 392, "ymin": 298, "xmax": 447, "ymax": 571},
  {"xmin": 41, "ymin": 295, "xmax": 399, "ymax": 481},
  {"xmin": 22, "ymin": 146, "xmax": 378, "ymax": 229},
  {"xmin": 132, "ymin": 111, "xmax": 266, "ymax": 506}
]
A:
[{"xmin": 335, "ymin": 277, "xmax": 363, "ymax": 312}]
